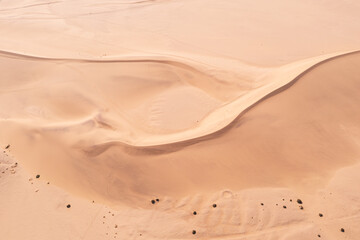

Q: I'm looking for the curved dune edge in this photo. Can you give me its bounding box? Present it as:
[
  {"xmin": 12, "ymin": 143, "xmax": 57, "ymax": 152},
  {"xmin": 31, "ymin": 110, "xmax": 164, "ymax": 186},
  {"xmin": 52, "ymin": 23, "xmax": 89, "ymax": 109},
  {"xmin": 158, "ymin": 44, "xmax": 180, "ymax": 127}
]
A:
[
  {"xmin": 1, "ymin": 49, "xmax": 357, "ymax": 146},
  {"xmin": 1, "ymin": 48, "xmax": 359, "ymax": 141},
  {"xmin": 86, "ymin": 49, "xmax": 360, "ymax": 147}
]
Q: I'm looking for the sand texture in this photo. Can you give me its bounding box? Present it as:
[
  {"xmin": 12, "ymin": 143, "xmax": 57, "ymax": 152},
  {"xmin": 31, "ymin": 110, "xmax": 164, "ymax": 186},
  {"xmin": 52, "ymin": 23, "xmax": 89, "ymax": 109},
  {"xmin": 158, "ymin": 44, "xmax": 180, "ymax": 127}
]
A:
[{"xmin": 1, "ymin": 0, "xmax": 360, "ymax": 239}]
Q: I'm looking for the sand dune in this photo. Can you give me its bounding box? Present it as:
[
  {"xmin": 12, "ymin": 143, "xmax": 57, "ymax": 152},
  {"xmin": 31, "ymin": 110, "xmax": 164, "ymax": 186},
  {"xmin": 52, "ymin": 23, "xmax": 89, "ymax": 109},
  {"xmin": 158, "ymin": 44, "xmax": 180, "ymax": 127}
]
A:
[
  {"xmin": 3, "ymin": 50, "xmax": 360, "ymax": 203},
  {"xmin": 1, "ymin": 0, "xmax": 360, "ymax": 239}
]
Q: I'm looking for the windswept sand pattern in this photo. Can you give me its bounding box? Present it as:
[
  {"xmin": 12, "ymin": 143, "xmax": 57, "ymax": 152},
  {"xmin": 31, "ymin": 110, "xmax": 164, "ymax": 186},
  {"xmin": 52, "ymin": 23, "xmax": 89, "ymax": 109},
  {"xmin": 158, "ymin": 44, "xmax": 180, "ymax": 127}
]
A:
[{"xmin": 1, "ymin": 0, "xmax": 360, "ymax": 239}]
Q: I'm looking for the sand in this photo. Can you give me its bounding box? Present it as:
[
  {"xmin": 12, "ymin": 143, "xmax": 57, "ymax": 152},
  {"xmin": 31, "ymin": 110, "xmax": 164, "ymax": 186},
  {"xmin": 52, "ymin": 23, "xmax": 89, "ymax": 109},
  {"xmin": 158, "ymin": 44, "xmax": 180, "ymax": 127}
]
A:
[{"xmin": 1, "ymin": 0, "xmax": 360, "ymax": 239}]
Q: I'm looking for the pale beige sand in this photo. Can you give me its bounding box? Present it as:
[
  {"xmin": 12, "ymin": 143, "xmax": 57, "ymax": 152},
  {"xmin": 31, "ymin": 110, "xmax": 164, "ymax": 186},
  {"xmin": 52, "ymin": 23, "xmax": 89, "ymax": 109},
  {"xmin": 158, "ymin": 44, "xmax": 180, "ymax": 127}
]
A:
[{"xmin": 1, "ymin": 0, "xmax": 360, "ymax": 239}]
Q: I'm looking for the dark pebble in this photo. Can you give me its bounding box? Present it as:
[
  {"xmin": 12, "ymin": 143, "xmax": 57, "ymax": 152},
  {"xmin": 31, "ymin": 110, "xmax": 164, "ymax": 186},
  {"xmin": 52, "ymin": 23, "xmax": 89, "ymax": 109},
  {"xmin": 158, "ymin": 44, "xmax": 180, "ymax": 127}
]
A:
[{"xmin": 297, "ymin": 199, "xmax": 303, "ymax": 204}]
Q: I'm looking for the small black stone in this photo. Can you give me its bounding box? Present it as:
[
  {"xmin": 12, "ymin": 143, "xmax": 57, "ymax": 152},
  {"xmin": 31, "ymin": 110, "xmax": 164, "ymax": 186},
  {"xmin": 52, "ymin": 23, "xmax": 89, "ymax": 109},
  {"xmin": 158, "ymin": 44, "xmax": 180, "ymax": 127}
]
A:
[
  {"xmin": 299, "ymin": 206, "xmax": 304, "ymax": 210},
  {"xmin": 193, "ymin": 211, "xmax": 197, "ymax": 215},
  {"xmin": 212, "ymin": 204, "xmax": 217, "ymax": 208},
  {"xmin": 192, "ymin": 230, "xmax": 196, "ymax": 235},
  {"xmin": 297, "ymin": 199, "xmax": 303, "ymax": 204},
  {"xmin": 318, "ymin": 234, "xmax": 321, "ymax": 238},
  {"xmin": 261, "ymin": 203, "xmax": 264, "ymax": 206},
  {"xmin": 283, "ymin": 205, "xmax": 287, "ymax": 209},
  {"xmin": 151, "ymin": 200, "xmax": 156, "ymax": 204},
  {"xmin": 156, "ymin": 198, "xmax": 159, "ymax": 202},
  {"xmin": 319, "ymin": 213, "xmax": 323, "ymax": 217},
  {"xmin": 290, "ymin": 199, "xmax": 292, "ymax": 202},
  {"xmin": 5, "ymin": 144, "xmax": 10, "ymax": 149},
  {"xmin": 66, "ymin": 204, "xmax": 71, "ymax": 208},
  {"xmin": 36, "ymin": 174, "xmax": 40, "ymax": 179},
  {"xmin": 340, "ymin": 228, "xmax": 345, "ymax": 232}
]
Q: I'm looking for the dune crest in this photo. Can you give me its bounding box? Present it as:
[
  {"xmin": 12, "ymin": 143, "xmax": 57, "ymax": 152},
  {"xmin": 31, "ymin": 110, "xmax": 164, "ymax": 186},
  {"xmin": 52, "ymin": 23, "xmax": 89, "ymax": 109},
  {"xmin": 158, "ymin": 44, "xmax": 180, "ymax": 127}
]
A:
[{"xmin": 0, "ymin": 49, "xmax": 357, "ymax": 146}]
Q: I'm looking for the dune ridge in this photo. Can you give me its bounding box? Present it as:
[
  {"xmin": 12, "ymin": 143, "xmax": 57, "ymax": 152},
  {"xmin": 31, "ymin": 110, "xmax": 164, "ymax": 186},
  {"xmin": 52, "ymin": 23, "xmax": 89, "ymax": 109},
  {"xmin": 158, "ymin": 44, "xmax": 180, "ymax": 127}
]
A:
[
  {"xmin": 0, "ymin": 49, "xmax": 358, "ymax": 147},
  {"xmin": 83, "ymin": 49, "xmax": 360, "ymax": 149}
]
